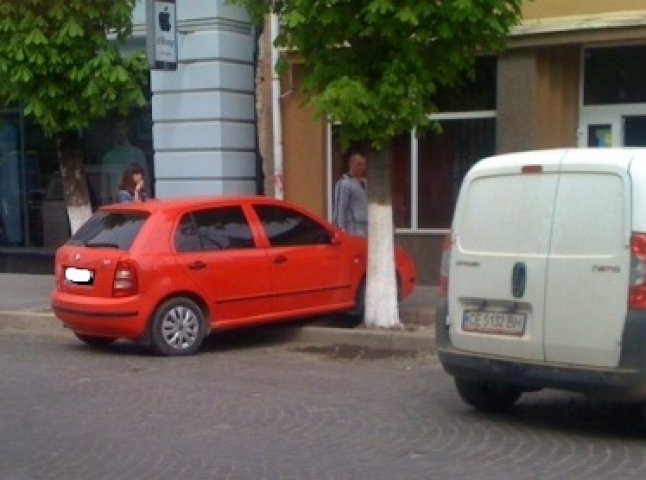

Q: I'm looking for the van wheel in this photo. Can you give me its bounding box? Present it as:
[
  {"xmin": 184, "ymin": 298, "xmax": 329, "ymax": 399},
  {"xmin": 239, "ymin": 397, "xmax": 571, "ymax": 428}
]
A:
[
  {"xmin": 454, "ymin": 378, "xmax": 522, "ymax": 412},
  {"xmin": 150, "ymin": 297, "xmax": 205, "ymax": 356},
  {"xmin": 74, "ymin": 333, "xmax": 116, "ymax": 348}
]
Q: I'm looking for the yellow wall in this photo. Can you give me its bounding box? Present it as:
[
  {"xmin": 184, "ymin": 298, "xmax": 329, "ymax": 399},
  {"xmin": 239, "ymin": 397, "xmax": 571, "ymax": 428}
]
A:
[
  {"xmin": 522, "ymin": 0, "xmax": 646, "ymax": 19},
  {"xmin": 281, "ymin": 90, "xmax": 327, "ymax": 216},
  {"xmin": 535, "ymin": 47, "xmax": 580, "ymax": 148}
]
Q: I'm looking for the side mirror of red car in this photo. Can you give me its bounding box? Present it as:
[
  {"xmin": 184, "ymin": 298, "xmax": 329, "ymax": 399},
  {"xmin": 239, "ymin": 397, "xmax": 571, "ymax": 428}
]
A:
[{"xmin": 330, "ymin": 230, "xmax": 342, "ymax": 245}]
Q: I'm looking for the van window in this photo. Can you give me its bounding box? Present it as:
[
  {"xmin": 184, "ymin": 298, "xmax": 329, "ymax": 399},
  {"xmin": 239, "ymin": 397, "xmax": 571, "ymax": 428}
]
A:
[
  {"xmin": 458, "ymin": 174, "xmax": 558, "ymax": 254},
  {"xmin": 550, "ymin": 173, "xmax": 624, "ymax": 255}
]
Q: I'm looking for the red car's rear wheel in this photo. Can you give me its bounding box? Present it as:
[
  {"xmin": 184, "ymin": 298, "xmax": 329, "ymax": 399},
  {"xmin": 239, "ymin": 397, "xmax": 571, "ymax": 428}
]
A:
[{"xmin": 150, "ymin": 297, "xmax": 206, "ymax": 356}]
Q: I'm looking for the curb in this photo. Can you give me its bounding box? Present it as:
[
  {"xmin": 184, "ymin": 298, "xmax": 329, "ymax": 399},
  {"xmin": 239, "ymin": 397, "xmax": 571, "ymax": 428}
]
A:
[
  {"xmin": 0, "ymin": 310, "xmax": 436, "ymax": 355},
  {"xmin": 278, "ymin": 324, "xmax": 436, "ymax": 355}
]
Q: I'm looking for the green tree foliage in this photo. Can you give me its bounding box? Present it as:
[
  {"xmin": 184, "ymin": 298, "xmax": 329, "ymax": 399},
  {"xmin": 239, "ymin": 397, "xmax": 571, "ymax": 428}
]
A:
[
  {"xmin": 0, "ymin": 0, "xmax": 147, "ymax": 137},
  {"xmin": 235, "ymin": 0, "xmax": 523, "ymax": 150}
]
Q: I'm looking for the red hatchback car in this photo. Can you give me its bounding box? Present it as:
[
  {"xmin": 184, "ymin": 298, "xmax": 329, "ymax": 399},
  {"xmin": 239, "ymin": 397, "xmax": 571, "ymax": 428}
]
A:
[{"xmin": 51, "ymin": 196, "xmax": 416, "ymax": 355}]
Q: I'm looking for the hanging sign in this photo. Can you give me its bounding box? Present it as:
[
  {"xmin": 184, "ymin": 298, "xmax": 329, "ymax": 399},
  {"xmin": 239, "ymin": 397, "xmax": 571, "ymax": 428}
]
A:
[{"xmin": 146, "ymin": 0, "xmax": 178, "ymax": 70}]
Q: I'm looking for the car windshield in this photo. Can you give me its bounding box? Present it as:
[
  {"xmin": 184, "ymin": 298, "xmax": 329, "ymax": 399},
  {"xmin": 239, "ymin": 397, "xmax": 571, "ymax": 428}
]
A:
[{"xmin": 68, "ymin": 211, "xmax": 149, "ymax": 251}]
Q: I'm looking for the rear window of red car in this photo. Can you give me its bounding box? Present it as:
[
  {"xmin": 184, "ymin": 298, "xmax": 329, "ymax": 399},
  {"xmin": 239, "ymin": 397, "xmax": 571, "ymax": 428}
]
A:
[{"xmin": 68, "ymin": 211, "xmax": 149, "ymax": 250}]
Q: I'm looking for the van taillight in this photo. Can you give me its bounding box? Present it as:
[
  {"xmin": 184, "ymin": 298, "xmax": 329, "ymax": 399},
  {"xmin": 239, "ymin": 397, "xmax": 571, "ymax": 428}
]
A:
[
  {"xmin": 439, "ymin": 233, "xmax": 452, "ymax": 297},
  {"xmin": 629, "ymin": 234, "xmax": 646, "ymax": 310},
  {"xmin": 113, "ymin": 260, "xmax": 138, "ymax": 297}
]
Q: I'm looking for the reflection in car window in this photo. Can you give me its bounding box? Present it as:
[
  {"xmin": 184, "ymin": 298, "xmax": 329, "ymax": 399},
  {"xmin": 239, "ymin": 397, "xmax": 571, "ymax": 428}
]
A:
[
  {"xmin": 174, "ymin": 214, "xmax": 202, "ymax": 253},
  {"xmin": 175, "ymin": 207, "xmax": 254, "ymax": 253},
  {"xmin": 68, "ymin": 211, "xmax": 149, "ymax": 250},
  {"xmin": 254, "ymin": 205, "xmax": 331, "ymax": 247}
]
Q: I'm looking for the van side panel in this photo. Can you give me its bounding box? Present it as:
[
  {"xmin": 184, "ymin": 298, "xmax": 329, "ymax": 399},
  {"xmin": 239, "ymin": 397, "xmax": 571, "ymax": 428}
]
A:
[
  {"xmin": 544, "ymin": 171, "xmax": 630, "ymax": 367},
  {"xmin": 448, "ymin": 170, "xmax": 560, "ymax": 361},
  {"xmin": 629, "ymin": 154, "xmax": 646, "ymax": 234}
]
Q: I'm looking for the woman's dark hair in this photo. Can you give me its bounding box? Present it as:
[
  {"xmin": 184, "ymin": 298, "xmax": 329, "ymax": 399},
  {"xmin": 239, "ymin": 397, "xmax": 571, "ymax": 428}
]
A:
[{"xmin": 118, "ymin": 162, "xmax": 144, "ymax": 194}]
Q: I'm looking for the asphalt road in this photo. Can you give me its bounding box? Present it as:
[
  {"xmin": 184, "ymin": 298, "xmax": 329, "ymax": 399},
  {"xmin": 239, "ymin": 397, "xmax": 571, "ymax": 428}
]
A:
[{"xmin": 2, "ymin": 326, "xmax": 646, "ymax": 480}]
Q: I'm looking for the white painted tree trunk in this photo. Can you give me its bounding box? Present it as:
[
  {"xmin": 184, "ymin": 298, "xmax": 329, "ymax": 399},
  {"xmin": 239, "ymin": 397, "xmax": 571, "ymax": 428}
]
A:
[
  {"xmin": 66, "ymin": 204, "xmax": 92, "ymax": 234},
  {"xmin": 58, "ymin": 133, "xmax": 92, "ymax": 235},
  {"xmin": 364, "ymin": 202, "xmax": 400, "ymax": 328},
  {"xmin": 362, "ymin": 146, "xmax": 400, "ymax": 329}
]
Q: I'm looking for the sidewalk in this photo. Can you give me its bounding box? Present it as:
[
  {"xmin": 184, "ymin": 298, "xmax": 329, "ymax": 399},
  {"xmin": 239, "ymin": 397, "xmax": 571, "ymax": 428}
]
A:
[{"xmin": 0, "ymin": 273, "xmax": 437, "ymax": 354}]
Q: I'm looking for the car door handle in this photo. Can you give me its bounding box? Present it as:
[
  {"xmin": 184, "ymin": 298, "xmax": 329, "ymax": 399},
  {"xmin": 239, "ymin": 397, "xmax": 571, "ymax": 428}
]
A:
[
  {"xmin": 188, "ymin": 261, "xmax": 207, "ymax": 271},
  {"xmin": 273, "ymin": 255, "xmax": 288, "ymax": 265}
]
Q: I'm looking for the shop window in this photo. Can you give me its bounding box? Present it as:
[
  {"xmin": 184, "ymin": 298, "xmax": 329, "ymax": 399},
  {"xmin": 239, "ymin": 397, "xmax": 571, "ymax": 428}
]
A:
[
  {"xmin": 0, "ymin": 40, "xmax": 152, "ymax": 253},
  {"xmin": 391, "ymin": 135, "xmax": 411, "ymax": 229},
  {"xmin": 0, "ymin": 113, "xmax": 23, "ymax": 247},
  {"xmin": 0, "ymin": 106, "xmax": 153, "ymax": 250},
  {"xmin": 82, "ymin": 110, "xmax": 154, "ymax": 208},
  {"xmin": 584, "ymin": 45, "xmax": 646, "ymax": 105},
  {"xmin": 417, "ymin": 118, "xmax": 495, "ymax": 229}
]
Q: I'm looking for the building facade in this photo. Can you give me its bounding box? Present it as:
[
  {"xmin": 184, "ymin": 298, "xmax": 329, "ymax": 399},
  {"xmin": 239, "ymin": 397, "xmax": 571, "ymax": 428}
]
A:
[
  {"xmin": 3, "ymin": 1, "xmax": 646, "ymax": 282},
  {"xmin": 267, "ymin": 0, "xmax": 646, "ymax": 284}
]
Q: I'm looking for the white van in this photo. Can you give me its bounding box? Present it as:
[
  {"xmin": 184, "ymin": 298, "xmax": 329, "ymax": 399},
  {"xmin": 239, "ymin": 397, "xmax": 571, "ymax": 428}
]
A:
[{"xmin": 437, "ymin": 148, "xmax": 646, "ymax": 416}]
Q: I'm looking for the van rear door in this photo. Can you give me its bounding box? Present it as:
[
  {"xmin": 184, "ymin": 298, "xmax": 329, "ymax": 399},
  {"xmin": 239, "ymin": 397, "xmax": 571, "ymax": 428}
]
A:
[
  {"xmin": 543, "ymin": 155, "xmax": 631, "ymax": 367},
  {"xmin": 448, "ymin": 151, "xmax": 564, "ymax": 361}
]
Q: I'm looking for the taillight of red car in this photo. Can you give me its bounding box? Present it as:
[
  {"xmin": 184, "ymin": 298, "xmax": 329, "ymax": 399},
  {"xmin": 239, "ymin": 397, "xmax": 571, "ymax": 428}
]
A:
[
  {"xmin": 54, "ymin": 260, "xmax": 63, "ymax": 291},
  {"xmin": 629, "ymin": 233, "xmax": 646, "ymax": 310},
  {"xmin": 439, "ymin": 233, "xmax": 452, "ymax": 297},
  {"xmin": 113, "ymin": 260, "xmax": 138, "ymax": 297}
]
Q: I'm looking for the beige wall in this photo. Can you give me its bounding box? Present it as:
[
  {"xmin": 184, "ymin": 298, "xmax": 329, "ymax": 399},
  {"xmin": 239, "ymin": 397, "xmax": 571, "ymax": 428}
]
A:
[
  {"xmin": 522, "ymin": 0, "xmax": 646, "ymax": 19},
  {"xmin": 535, "ymin": 47, "xmax": 580, "ymax": 148},
  {"xmin": 281, "ymin": 82, "xmax": 327, "ymax": 216}
]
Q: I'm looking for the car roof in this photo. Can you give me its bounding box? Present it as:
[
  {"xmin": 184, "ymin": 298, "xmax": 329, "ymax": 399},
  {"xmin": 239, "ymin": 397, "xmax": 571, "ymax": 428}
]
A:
[{"xmin": 99, "ymin": 195, "xmax": 311, "ymax": 215}]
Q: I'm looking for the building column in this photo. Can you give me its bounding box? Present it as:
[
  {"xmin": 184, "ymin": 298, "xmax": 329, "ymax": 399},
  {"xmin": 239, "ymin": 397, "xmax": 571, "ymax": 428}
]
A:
[
  {"xmin": 496, "ymin": 49, "xmax": 539, "ymax": 153},
  {"xmin": 496, "ymin": 47, "xmax": 580, "ymax": 153}
]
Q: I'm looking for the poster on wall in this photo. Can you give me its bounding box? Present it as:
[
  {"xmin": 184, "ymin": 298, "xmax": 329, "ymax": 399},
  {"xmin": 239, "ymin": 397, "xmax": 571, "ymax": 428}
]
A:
[
  {"xmin": 588, "ymin": 125, "xmax": 612, "ymax": 147},
  {"xmin": 146, "ymin": 0, "xmax": 177, "ymax": 70}
]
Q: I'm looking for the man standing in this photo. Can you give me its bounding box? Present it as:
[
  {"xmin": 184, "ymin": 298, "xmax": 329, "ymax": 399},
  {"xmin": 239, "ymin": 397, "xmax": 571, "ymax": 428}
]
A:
[{"xmin": 333, "ymin": 152, "xmax": 368, "ymax": 237}]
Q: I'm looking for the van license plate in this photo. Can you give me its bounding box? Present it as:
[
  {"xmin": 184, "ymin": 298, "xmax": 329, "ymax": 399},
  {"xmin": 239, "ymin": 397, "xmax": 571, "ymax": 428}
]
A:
[{"xmin": 462, "ymin": 311, "xmax": 526, "ymax": 336}]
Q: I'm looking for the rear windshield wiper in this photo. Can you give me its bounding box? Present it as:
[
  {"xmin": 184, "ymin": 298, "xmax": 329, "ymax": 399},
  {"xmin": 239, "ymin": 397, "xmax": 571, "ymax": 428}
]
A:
[{"xmin": 84, "ymin": 242, "xmax": 120, "ymax": 248}]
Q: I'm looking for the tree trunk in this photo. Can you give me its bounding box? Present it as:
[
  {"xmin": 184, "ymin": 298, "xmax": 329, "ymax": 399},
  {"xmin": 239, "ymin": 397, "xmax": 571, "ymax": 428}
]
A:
[
  {"xmin": 364, "ymin": 147, "xmax": 400, "ymax": 329},
  {"xmin": 57, "ymin": 132, "xmax": 92, "ymax": 235}
]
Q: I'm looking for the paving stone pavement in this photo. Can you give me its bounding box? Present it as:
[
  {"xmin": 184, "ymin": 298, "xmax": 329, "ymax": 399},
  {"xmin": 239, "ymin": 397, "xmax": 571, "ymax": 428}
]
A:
[{"xmin": 1, "ymin": 329, "xmax": 646, "ymax": 480}]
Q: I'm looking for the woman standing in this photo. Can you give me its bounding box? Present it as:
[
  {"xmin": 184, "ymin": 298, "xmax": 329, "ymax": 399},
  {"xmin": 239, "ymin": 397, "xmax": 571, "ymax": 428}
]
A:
[{"xmin": 116, "ymin": 162, "xmax": 146, "ymax": 203}]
